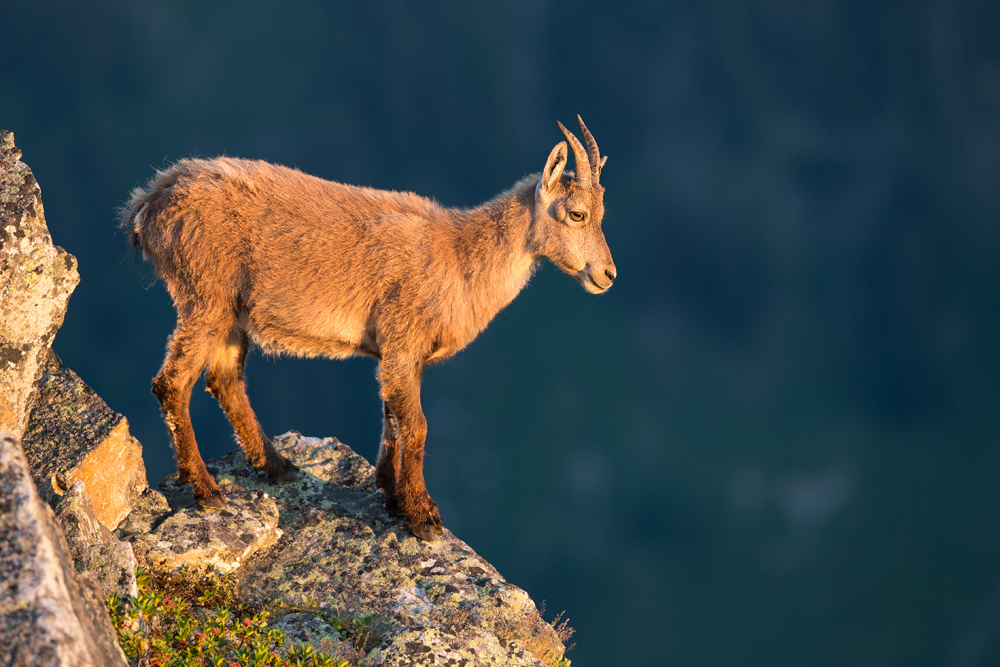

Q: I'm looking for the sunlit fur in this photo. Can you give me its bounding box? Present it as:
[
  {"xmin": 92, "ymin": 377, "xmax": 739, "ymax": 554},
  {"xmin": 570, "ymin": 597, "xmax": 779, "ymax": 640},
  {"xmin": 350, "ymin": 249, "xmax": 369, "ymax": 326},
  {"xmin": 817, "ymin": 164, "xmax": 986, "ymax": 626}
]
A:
[{"xmin": 121, "ymin": 117, "xmax": 615, "ymax": 540}]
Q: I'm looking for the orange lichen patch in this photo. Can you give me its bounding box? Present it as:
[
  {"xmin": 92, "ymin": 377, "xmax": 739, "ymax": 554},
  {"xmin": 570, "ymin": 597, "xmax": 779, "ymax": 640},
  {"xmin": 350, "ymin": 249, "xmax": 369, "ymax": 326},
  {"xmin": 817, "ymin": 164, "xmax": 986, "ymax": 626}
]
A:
[{"xmin": 0, "ymin": 397, "xmax": 15, "ymax": 435}]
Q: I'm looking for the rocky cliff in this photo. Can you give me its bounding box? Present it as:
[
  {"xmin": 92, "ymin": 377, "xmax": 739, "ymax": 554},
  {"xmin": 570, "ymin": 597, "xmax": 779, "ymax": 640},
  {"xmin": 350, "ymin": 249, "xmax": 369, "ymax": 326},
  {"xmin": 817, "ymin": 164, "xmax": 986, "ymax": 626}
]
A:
[
  {"xmin": 0, "ymin": 130, "xmax": 127, "ymax": 667},
  {"xmin": 0, "ymin": 131, "xmax": 78, "ymax": 439}
]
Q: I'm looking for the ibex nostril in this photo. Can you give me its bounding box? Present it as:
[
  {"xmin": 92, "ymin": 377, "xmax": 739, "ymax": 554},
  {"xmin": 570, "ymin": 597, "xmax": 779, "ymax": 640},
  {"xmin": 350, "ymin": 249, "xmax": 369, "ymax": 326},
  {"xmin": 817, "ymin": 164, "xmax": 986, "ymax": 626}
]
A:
[{"xmin": 605, "ymin": 268, "xmax": 617, "ymax": 283}]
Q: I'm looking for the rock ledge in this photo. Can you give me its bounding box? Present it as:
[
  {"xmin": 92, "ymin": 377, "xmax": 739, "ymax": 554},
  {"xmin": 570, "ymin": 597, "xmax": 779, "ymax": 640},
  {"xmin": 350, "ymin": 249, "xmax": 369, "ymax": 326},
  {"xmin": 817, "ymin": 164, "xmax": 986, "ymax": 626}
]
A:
[{"xmin": 120, "ymin": 431, "xmax": 565, "ymax": 666}]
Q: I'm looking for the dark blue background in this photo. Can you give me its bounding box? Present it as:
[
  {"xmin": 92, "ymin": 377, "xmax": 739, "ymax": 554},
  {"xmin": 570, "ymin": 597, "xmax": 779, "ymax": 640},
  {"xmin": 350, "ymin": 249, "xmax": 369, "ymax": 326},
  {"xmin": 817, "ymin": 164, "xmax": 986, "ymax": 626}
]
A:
[{"xmin": 4, "ymin": 2, "xmax": 1000, "ymax": 664}]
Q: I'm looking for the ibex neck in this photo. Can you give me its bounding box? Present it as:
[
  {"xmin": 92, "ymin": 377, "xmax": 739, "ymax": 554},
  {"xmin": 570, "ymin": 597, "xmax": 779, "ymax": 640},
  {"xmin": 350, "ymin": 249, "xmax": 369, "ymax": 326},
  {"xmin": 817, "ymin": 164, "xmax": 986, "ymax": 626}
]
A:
[{"xmin": 453, "ymin": 177, "xmax": 539, "ymax": 328}]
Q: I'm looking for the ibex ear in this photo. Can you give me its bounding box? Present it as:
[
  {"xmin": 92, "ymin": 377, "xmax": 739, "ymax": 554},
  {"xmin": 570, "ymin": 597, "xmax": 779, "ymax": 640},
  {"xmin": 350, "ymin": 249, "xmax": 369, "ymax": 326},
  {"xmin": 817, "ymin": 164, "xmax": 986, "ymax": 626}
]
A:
[
  {"xmin": 540, "ymin": 142, "xmax": 568, "ymax": 194},
  {"xmin": 600, "ymin": 155, "xmax": 608, "ymax": 170}
]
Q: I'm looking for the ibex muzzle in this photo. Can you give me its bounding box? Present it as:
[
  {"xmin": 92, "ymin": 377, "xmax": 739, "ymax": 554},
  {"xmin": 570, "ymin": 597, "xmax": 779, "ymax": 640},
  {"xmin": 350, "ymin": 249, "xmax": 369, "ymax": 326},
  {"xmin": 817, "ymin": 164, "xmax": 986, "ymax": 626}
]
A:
[{"xmin": 123, "ymin": 116, "xmax": 614, "ymax": 541}]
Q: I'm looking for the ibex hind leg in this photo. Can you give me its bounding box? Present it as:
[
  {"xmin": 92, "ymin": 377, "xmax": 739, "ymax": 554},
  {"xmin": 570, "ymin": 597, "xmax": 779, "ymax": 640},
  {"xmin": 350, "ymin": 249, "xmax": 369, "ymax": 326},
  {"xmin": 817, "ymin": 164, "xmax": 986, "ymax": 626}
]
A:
[
  {"xmin": 153, "ymin": 324, "xmax": 225, "ymax": 509},
  {"xmin": 205, "ymin": 327, "xmax": 297, "ymax": 483}
]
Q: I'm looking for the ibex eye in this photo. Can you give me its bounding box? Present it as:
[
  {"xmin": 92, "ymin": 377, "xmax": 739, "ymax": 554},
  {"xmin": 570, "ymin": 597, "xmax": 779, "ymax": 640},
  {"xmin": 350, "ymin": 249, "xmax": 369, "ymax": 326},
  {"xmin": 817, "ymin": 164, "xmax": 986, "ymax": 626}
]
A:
[{"xmin": 568, "ymin": 211, "xmax": 585, "ymax": 222}]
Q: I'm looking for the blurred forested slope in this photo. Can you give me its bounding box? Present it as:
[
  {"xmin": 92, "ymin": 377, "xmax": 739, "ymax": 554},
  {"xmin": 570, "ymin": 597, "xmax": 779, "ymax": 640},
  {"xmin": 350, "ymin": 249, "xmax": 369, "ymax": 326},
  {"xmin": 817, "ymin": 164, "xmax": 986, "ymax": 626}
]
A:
[{"xmin": 3, "ymin": 1, "xmax": 1000, "ymax": 665}]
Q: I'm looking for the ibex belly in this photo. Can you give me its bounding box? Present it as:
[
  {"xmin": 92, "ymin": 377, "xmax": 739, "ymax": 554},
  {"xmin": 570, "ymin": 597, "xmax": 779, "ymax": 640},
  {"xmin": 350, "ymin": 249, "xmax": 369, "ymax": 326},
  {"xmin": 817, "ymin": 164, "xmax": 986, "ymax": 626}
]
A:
[{"xmin": 246, "ymin": 305, "xmax": 374, "ymax": 360}]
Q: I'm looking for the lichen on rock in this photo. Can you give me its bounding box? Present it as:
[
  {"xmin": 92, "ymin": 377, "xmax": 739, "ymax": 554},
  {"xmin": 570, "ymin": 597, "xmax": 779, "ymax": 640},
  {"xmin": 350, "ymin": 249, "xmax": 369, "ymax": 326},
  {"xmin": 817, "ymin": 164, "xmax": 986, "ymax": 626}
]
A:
[
  {"xmin": 132, "ymin": 489, "xmax": 282, "ymax": 575},
  {"xmin": 118, "ymin": 431, "xmax": 566, "ymax": 664},
  {"xmin": 0, "ymin": 130, "xmax": 79, "ymax": 441},
  {"xmin": 365, "ymin": 626, "xmax": 546, "ymax": 667},
  {"xmin": 275, "ymin": 613, "xmax": 345, "ymax": 655},
  {"xmin": 78, "ymin": 541, "xmax": 139, "ymax": 599},
  {"xmin": 116, "ymin": 487, "xmax": 171, "ymax": 537}
]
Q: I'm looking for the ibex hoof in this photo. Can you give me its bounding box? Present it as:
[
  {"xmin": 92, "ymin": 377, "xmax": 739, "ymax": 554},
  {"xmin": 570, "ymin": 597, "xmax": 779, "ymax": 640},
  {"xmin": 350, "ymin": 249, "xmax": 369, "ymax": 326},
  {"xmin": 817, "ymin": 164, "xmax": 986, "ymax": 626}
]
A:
[
  {"xmin": 266, "ymin": 466, "xmax": 298, "ymax": 484},
  {"xmin": 409, "ymin": 520, "xmax": 444, "ymax": 542},
  {"xmin": 384, "ymin": 496, "xmax": 404, "ymax": 517},
  {"xmin": 263, "ymin": 455, "xmax": 298, "ymax": 484},
  {"xmin": 195, "ymin": 493, "xmax": 227, "ymax": 510}
]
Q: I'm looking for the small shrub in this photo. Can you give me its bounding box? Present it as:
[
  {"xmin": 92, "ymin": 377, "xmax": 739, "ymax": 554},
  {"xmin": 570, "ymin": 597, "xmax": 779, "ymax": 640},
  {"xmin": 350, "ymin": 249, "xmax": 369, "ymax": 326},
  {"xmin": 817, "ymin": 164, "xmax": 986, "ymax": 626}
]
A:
[
  {"xmin": 493, "ymin": 601, "xmax": 575, "ymax": 667},
  {"xmin": 106, "ymin": 566, "xmax": 349, "ymax": 667}
]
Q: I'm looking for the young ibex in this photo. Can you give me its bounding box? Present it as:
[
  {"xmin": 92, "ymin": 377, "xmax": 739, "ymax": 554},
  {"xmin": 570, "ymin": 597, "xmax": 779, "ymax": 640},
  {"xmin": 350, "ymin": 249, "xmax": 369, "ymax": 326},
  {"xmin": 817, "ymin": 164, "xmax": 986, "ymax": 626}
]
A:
[{"xmin": 122, "ymin": 116, "xmax": 615, "ymax": 540}]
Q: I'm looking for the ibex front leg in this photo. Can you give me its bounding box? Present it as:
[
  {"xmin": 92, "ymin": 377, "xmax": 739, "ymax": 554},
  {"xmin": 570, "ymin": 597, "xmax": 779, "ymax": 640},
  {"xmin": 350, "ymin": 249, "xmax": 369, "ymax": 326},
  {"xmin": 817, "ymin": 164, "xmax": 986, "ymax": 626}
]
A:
[
  {"xmin": 378, "ymin": 356, "xmax": 443, "ymax": 541},
  {"xmin": 376, "ymin": 403, "xmax": 403, "ymax": 517}
]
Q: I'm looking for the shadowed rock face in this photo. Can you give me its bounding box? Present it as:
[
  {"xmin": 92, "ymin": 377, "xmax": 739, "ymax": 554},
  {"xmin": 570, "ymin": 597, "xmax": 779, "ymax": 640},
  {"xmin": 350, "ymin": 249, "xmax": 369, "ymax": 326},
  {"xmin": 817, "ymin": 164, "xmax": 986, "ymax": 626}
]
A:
[
  {"xmin": 78, "ymin": 542, "xmax": 139, "ymax": 600},
  {"xmin": 120, "ymin": 432, "xmax": 565, "ymax": 666},
  {"xmin": 0, "ymin": 131, "xmax": 79, "ymax": 440}
]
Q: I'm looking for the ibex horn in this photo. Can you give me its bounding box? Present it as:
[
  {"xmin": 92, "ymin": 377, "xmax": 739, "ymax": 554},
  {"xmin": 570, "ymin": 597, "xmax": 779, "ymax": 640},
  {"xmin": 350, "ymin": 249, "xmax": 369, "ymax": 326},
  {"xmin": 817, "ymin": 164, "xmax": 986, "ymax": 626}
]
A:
[
  {"xmin": 557, "ymin": 120, "xmax": 593, "ymax": 186},
  {"xmin": 577, "ymin": 115, "xmax": 602, "ymax": 184}
]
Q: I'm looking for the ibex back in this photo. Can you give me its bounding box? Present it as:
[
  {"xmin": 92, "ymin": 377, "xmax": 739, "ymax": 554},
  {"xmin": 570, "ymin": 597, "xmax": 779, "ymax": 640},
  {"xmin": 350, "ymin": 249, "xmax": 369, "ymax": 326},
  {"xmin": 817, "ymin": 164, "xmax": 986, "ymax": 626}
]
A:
[{"xmin": 122, "ymin": 116, "xmax": 615, "ymax": 540}]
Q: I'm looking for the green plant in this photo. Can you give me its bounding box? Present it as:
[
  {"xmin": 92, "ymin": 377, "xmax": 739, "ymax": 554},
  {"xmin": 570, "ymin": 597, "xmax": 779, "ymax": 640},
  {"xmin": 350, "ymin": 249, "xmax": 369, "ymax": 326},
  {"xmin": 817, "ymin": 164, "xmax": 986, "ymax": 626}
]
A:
[
  {"xmin": 320, "ymin": 612, "xmax": 388, "ymax": 658},
  {"xmin": 106, "ymin": 566, "xmax": 350, "ymax": 667}
]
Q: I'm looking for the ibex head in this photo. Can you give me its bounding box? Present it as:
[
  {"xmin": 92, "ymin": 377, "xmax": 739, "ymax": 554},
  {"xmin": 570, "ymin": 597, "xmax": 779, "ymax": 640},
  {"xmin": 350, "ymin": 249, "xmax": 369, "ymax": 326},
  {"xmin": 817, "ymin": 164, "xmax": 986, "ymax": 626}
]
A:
[{"xmin": 534, "ymin": 115, "xmax": 616, "ymax": 294}]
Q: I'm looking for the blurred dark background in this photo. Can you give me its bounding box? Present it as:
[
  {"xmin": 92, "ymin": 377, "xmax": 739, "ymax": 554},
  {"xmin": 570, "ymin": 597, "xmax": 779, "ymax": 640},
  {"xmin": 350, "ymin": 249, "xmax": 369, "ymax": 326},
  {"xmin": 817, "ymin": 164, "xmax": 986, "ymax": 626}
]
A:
[{"xmin": 3, "ymin": 1, "xmax": 1000, "ymax": 664}]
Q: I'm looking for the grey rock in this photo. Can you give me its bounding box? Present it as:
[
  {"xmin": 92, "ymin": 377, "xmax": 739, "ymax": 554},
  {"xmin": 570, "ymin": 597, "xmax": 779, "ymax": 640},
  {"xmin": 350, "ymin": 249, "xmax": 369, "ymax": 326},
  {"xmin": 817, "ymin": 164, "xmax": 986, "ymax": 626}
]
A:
[
  {"xmin": 363, "ymin": 626, "xmax": 546, "ymax": 667},
  {"xmin": 200, "ymin": 432, "xmax": 564, "ymax": 664},
  {"xmin": 130, "ymin": 489, "xmax": 282, "ymax": 575},
  {"xmin": 79, "ymin": 541, "xmax": 138, "ymax": 600},
  {"xmin": 54, "ymin": 480, "xmax": 114, "ymax": 560},
  {"xmin": 0, "ymin": 433, "xmax": 127, "ymax": 667},
  {"xmin": 116, "ymin": 431, "xmax": 568, "ymax": 664},
  {"xmin": 22, "ymin": 351, "xmax": 147, "ymax": 530},
  {"xmin": 275, "ymin": 613, "xmax": 344, "ymax": 654},
  {"xmin": 116, "ymin": 487, "xmax": 171, "ymax": 538},
  {"xmin": 54, "ymin": 481, "xmax": 139, "ymax": 599},
  {"xmin": 0, "ymin": 130, "xmax": 79, "ymax": 441},
  {"xmin": 156, "ymin": 467, "xmax": 249, "ymax": 511}
]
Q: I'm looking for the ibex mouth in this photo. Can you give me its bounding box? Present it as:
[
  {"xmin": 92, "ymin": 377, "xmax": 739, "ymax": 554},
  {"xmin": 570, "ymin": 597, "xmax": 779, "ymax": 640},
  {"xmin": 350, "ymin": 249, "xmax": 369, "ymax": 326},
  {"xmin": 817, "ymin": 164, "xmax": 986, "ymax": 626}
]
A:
[{"xmin": 580, "ymin": 269, "xmax": 613, "ymax": 294}]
